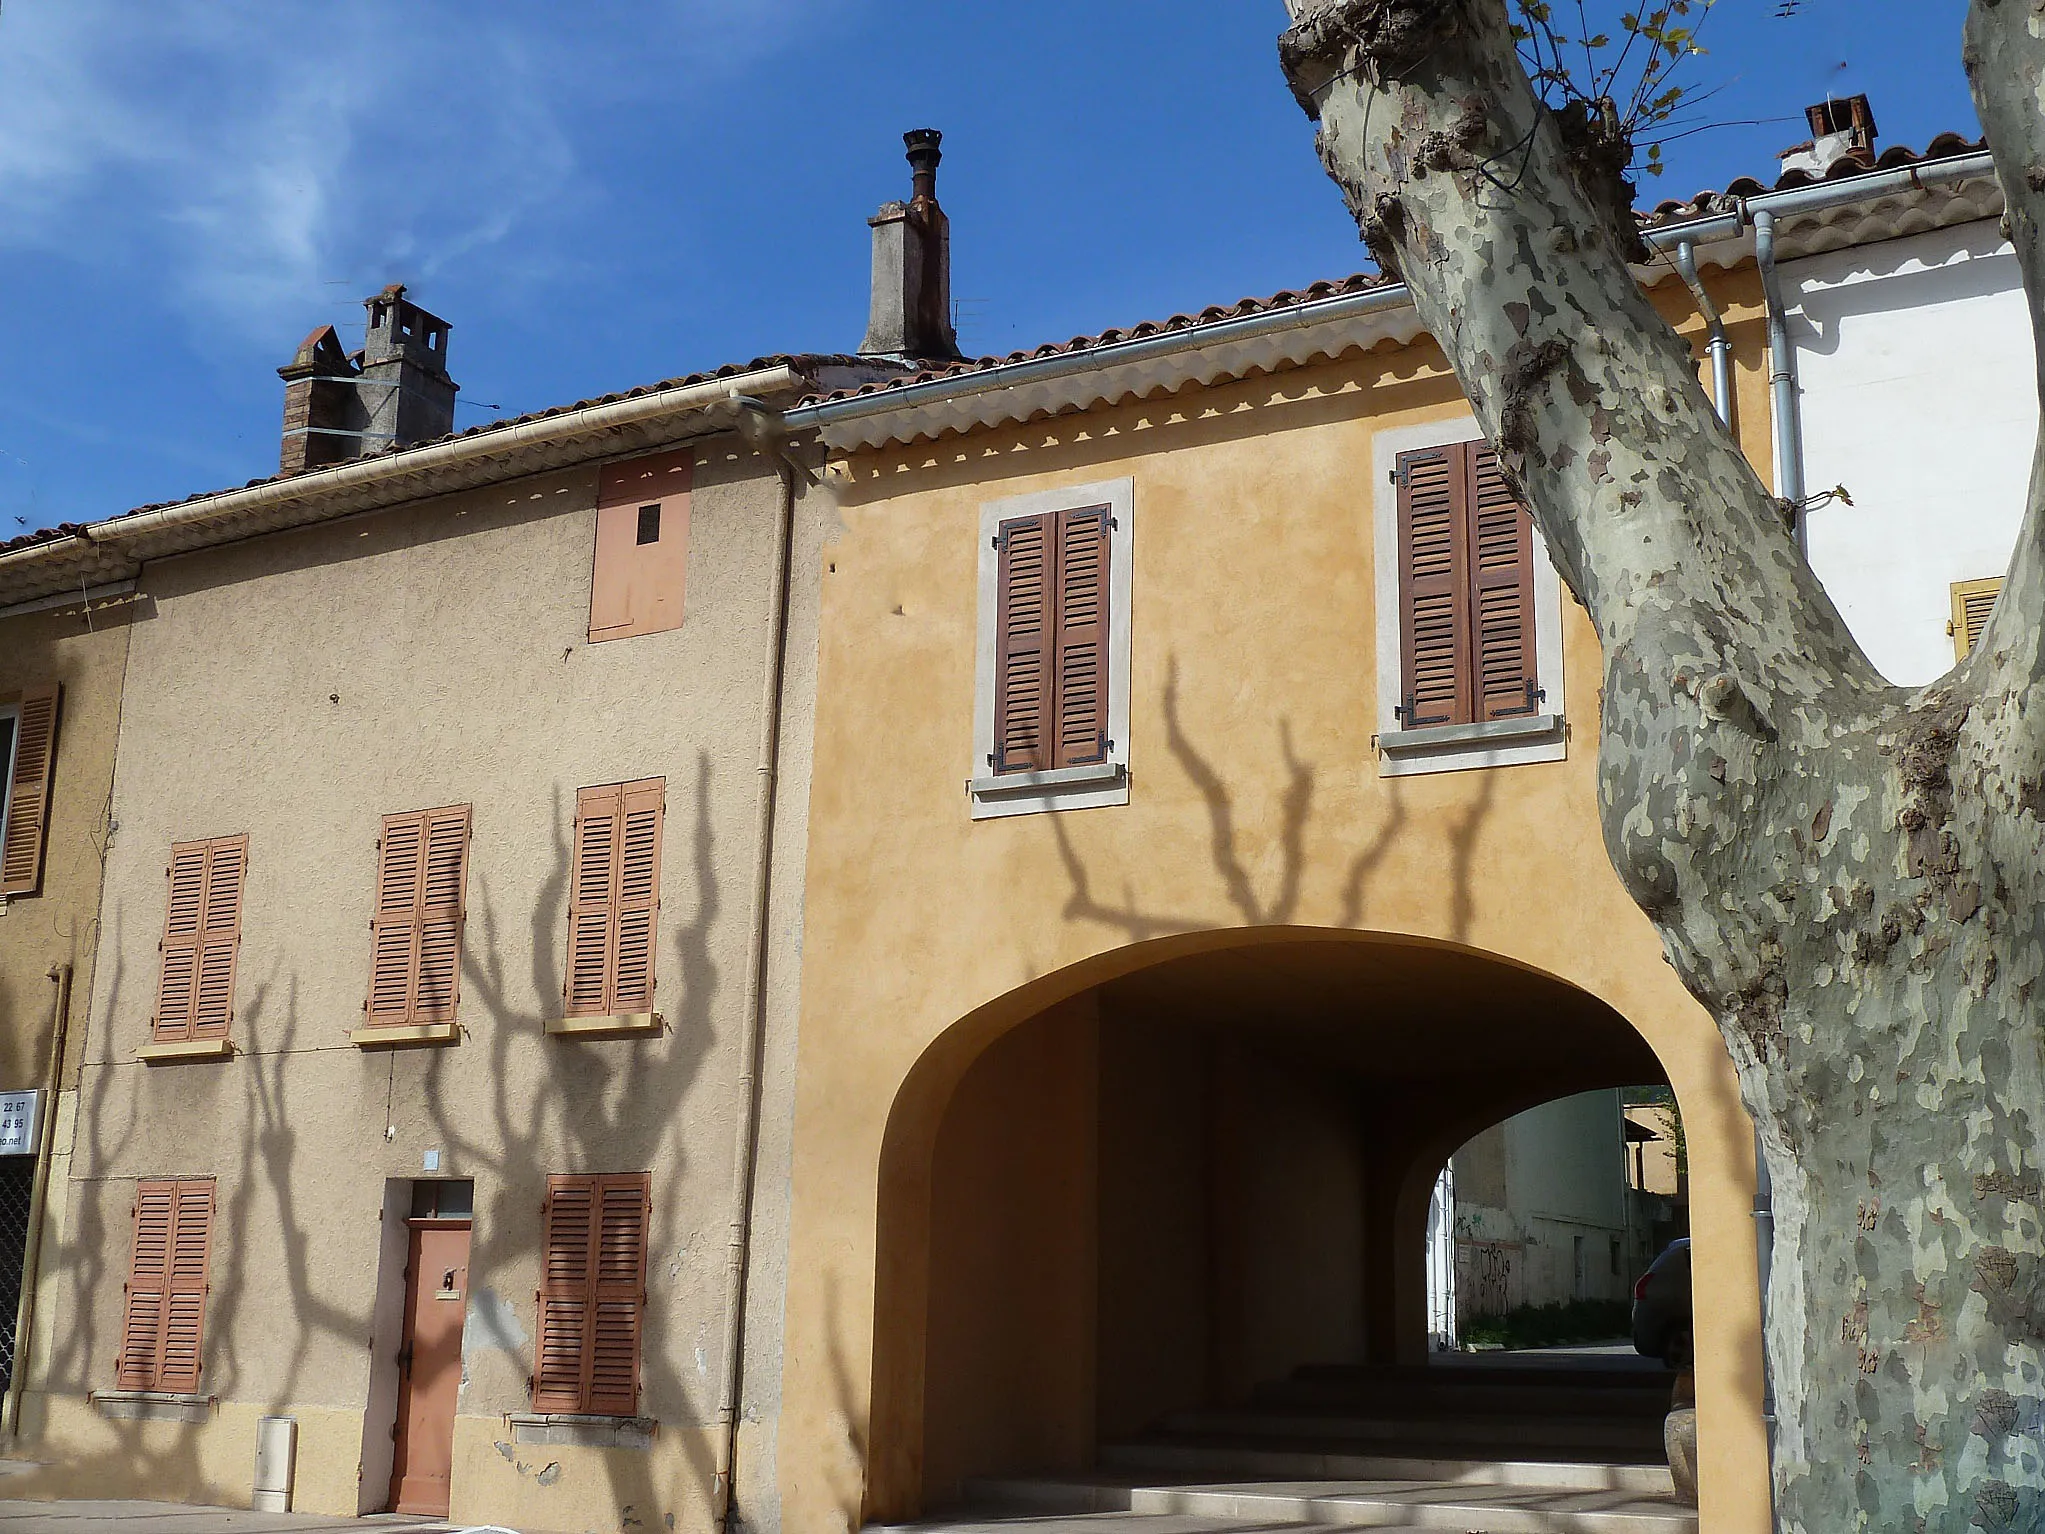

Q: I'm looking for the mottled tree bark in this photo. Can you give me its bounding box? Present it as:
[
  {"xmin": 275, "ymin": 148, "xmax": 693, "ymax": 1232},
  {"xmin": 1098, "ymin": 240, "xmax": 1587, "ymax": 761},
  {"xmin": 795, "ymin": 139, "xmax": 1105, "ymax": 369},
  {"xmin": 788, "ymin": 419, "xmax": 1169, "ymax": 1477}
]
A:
[{"xmin": 1279, "ymin": 2, "xmax": 2045, "ymax": 1529}]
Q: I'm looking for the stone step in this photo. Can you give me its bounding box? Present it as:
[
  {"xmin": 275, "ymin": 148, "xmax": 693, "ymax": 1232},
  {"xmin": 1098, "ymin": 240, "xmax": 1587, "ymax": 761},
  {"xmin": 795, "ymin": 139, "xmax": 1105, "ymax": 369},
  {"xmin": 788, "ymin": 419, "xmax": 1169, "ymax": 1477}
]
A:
[
  {"xmin": 1155, "ymin": 1408, "xmax": 1666, "ymax": 1453},
  {"xmin": 959, "ymin": 1473, "xmax": 1696, "ymax": 1534},
  {"xmin": 1257, "ymin": 1373, "xmax": 1673, "ymax": 1418},
  {"xmin": 1101, "ymin": 1440, "xmax": 1674, "ymax": 1492}
]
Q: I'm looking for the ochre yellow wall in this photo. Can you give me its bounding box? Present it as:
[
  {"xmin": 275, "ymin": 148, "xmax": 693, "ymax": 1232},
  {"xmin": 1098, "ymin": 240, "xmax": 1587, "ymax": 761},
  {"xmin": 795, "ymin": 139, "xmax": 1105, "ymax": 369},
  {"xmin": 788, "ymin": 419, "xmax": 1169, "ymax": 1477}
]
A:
[{"xmin": 780, "ymin": 283, "xmax": 1776, "ymax": 1534}]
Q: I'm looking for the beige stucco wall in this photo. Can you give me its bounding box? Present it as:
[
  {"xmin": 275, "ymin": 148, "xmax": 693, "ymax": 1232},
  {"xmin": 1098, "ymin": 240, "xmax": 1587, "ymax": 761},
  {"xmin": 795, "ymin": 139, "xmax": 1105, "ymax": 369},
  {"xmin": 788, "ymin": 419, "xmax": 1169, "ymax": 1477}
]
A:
[
  {"xmin": 0, "ymin": 601, "xmax": 130, "ymax": 1095},
  {"xmin": 777, "ymin": 268, "xmax": 1777, "ymax": 1534},
  {"xmin": 16, "ymin": 433, "xmax": 824, "ymax": 1534}
]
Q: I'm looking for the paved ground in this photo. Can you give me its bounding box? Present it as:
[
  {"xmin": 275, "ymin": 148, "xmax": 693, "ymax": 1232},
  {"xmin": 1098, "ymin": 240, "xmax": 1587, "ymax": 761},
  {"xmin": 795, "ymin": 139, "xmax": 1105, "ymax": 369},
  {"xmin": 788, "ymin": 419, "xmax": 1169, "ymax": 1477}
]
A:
[{"xmin": 0, "ymin": 1504, "xmax": 457, "ymax": 1534}]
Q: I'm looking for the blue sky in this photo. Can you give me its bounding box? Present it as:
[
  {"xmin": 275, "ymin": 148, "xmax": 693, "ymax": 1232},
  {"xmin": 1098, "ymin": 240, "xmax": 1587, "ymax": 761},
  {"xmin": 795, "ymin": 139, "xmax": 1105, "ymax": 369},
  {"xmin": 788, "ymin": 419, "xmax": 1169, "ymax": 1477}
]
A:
[{"xmin": 0, "ymin": 0, "xmax": 1976, "ymax": 537}]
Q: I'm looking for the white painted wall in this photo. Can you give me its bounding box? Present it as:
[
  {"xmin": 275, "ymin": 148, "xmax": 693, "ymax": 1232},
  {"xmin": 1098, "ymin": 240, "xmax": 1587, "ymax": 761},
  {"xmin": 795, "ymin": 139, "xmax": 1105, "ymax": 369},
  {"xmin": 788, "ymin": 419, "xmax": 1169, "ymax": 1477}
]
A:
[{"xmin": 1792, "ymin": 221, "xmax": 2038, "ymax": 687}]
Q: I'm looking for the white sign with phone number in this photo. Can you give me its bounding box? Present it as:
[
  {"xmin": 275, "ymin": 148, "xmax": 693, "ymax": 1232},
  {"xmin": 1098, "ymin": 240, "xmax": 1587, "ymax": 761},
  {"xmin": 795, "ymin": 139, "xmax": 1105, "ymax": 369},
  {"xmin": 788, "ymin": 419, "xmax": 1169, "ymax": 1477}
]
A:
[{"xmin": 0, "ymin": 1091, "xmax": 42, "ymax": 1156}]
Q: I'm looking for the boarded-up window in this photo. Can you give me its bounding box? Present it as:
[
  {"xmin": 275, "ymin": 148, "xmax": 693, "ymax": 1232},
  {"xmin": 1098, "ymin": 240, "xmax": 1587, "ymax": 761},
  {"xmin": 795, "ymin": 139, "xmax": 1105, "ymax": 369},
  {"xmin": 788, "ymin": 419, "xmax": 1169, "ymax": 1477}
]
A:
[
  {"xmin": 533, "ymin": 1172, "xmax": 651, "ymax": 1416},
  {"xmin": 0, "ymin": 683, "xmax": 60, "ymax": 897},
  {"xmin": 115, "ymin": 1178, "xmax": 214, "ymax": 1393},
  {"xmin": 366, "ymin": 805, "xmax": 472, "ymax": 1028},
  {"xmin": 590, "ymin": 450, "xmax": 691, "ymax": 643},
  {"xmin": 153, "ymin": 837, "xmax": 247, "ymax": 1043},
  {"xmin": 992, "ymin": 504, "xmax": 1112, "ymax": 773},
  {"xmin": 1395, "ymin": 440, "xmax": 1538, "ymax": 729},
  {"xmin": 1951, "ymin": 576, "xmax": 2003, "ymax": 660},
  {"xmin": 565, "ymin": 780, "xmax": 664, "ymax": 1018}
]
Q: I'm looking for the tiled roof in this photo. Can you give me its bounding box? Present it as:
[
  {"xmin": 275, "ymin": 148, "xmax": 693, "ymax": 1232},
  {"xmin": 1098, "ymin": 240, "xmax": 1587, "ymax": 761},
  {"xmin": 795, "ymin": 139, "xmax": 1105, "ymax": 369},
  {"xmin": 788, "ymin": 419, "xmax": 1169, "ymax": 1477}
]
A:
[
  {"xmin": 0, "ymin": 351, "xmax": 905, "ymax": 558},
  {"xmin": 1641, "ymin": 132, "xmax": 1989, "ymax": 227},
  {"xmin": 805, "ymin": 133, "xmax": 1995, "ymax": 413},
  {"xmin": 811, "ymin": 272, "xmax": 1396, "ymax": 406}
]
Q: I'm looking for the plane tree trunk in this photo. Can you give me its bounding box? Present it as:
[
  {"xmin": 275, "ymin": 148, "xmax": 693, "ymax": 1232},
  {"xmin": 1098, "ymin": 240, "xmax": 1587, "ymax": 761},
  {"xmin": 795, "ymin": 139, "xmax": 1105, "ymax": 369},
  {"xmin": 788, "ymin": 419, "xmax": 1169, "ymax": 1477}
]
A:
[{"xmin": 1277, "ymin": 2, "xmax": 2045, "ymax": 1528}]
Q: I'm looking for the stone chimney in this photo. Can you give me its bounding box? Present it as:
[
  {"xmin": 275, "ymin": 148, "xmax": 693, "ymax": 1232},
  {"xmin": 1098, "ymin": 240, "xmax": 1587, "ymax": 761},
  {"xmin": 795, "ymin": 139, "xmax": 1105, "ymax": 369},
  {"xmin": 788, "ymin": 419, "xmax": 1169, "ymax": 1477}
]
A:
[
  {"xmin": 859, "ymin": 130, "xmax": 963, "ymax": 362},
  {"xmin": 277, "ymin": 284, "xmax": 458, "ymax": 475},
  {"xmin": 1779, "ymin": 94, "xmax": 1877, "ymax": 179}
]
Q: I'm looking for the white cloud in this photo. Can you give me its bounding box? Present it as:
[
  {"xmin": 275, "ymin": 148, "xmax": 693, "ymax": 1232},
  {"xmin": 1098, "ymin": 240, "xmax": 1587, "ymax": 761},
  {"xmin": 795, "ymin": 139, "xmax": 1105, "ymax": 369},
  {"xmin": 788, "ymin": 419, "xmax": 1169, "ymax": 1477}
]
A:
[{"xmin": 0, "ymin": 0, "xmax": 839, "ymax": 348}]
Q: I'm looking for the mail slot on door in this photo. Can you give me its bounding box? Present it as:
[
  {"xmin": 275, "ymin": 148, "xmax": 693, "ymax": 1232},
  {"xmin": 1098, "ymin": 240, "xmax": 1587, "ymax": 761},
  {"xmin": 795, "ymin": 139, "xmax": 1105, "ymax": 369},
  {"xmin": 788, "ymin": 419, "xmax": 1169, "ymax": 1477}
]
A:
[{"xmin": 435, "ymin": 1266, "xmax": 465, "ymax": 1301}]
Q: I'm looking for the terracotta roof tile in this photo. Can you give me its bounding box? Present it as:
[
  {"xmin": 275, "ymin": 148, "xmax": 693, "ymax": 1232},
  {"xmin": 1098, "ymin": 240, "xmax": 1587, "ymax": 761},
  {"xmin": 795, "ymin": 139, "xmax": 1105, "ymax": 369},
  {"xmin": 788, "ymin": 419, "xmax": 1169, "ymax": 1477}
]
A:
[{"xmin": 1642, "ymin": 132, "xmax": 1989, "ymax": 227}]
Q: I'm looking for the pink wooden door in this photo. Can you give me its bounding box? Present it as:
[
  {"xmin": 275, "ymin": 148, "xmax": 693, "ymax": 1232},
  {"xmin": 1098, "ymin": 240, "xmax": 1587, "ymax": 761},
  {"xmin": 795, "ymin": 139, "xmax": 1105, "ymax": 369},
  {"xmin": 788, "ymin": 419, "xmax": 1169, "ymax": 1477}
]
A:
[{"xmin": 389, "ymin": 1220, "xmax": 471, "ymax": 1516}]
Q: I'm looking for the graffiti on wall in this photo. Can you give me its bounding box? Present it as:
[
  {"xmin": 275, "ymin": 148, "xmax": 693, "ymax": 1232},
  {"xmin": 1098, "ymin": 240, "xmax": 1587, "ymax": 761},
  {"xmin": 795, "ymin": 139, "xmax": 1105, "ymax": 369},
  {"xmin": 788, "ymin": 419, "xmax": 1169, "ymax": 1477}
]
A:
[{"xmin": 1455, "ymin": 1238, "xmax": 1522, "ymax": 1324}]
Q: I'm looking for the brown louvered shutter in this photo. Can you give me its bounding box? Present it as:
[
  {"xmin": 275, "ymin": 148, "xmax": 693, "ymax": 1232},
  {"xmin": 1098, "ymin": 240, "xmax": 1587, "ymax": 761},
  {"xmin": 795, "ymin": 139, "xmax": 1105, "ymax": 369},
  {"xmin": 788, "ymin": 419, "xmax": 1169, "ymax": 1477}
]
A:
[
  {"xmin": 191, "ymin": 838, "xmax": 246, "ymax": 1040},
  {"xmin": 587, "ymin": 1173, "xmax": 651, "ymax": 1415},
  {"xmin": 153, "ymin": 844, "xmax": 209, "ymax": 1042},
  {"xmin": 534, "ymin": 1177, "xmax": 594, "ymax": 1411},
  {"xmin": 566, "ymin": 787, "xmax": 621, "ymax": 1017},
  {"xmin": 1466, "ymin": 444, "xmax": 1539, "ymax": 720},
  {"xmin": 367, "ymin": 813, "xmax": 425, "ymax": 1027},
  {"xmin": 993, "ymin": 512, "xmax": 1054, "ymax": 773},
  {"xmin": 610, "ymin": 783, "xmax": 663, "ymax": 1016},
  {"xmin": 1, "ymin": 684, "xmax": 59, "ymax": 897},
  {"xmin": 1396, "ymin": 447, "xmax": 1469, "ymax": 728},
  {"xmin": 158, "ymin": 1181, "xmax": 214, "ymax": 1392},
  {"xmin": 369, "ymin": 806, "xmax": 471, "ymax": 1026},
  {"xmin": 116, "ymin": 1182, "xmax": 174, "ymax": 1388},
  {"xmin": 116, "ymin": 1178, "xmax": 212, "ymax": 1392},
  {"xmin": 1052, "ymin": 505, "xmax": 1112, "ymax": 767}
]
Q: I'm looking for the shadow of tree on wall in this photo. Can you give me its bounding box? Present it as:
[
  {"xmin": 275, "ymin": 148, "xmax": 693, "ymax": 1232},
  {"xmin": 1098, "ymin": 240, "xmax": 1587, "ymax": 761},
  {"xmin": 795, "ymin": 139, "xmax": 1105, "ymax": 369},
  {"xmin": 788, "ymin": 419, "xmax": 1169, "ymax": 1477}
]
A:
[{"xmin": 23, "ymin": 755, "xmax": 733, "ymax": 1529}]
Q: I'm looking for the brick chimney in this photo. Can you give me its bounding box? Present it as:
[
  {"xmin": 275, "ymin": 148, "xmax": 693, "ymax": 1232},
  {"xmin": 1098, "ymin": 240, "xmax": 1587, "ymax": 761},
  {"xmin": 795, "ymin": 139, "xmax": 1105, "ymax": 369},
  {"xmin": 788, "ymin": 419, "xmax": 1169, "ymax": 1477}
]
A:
[
  {"xmin": 1779, "ymin": 94, "xmax": 1877, "ymax": 179},
  {"xmin": 277, "ymin": 284, "xmax": 458, "ymax": 475},
  {"xmin": 859, "ymin": 130, "xmax": 963, "ymax": 362}
]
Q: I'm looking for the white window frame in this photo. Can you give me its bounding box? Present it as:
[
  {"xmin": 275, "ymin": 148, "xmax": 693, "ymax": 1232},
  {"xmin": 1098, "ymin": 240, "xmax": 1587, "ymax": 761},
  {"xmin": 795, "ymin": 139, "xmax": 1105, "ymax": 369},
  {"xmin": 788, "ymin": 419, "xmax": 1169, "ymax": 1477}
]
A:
[
  {"xmin": 970, "ymin": 477, "xmax": 1134, "ymax": 820},
  {"xmin": 1371, "ymin": 417, "xmax": 1568, "ymax": 777}
]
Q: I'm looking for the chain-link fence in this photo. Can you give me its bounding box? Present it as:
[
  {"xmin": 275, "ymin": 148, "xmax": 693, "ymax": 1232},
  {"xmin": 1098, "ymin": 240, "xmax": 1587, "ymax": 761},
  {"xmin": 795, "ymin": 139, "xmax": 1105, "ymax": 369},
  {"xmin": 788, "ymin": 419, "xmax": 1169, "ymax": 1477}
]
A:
[{"xmin": 0, "ymin": 1159, "xmax": 38, "ymax": 1394}]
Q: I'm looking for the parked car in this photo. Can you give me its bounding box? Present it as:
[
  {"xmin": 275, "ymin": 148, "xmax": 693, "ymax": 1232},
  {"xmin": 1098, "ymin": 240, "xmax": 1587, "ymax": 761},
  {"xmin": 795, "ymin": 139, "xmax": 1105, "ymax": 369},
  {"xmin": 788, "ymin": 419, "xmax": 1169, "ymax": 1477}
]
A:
[{"xmin": 1633, "ymin": 1237, "xmax": 1693, "ymax": 1366}]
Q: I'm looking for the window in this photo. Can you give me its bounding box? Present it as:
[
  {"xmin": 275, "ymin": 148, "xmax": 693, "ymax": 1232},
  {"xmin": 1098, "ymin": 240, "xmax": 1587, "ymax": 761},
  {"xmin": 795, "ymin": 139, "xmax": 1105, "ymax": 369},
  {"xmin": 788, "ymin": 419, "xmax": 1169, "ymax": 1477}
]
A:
[
  {"xmin": 115, "ymin": 1178, "xmax": 214, "ymax": 1393},
  {"xmin": 363, "ymin": 805, "xmax": 472, "ymax": 1035},
  {"xmin": 151, "ymin": 837, "xmax": 247, "ymax": 1045},
  {"xmin": 534, "ymin": 1172, "xmax": 650, "ymax": 1416},
  {"xmin": 0, "ymin": 683, "xmax": 59, "ymax": 897},
  {"xmin": 562, "ymin": 780, "xmax": 664, "ymax": 1021},
  {"xmin": 1951, "ymin": 576, "xmax": 2002, "ymax": 660},
  {"xmin": 1372, "ymin": 424, "xmax": 1565, "ymax": 776},
  {"xmin": 970, "ymin": 477, "xmax": 1134, "ymax": 819},
  {"xmin": 590, "ymin": 450, "xmax": 691, "ymax": 643}
]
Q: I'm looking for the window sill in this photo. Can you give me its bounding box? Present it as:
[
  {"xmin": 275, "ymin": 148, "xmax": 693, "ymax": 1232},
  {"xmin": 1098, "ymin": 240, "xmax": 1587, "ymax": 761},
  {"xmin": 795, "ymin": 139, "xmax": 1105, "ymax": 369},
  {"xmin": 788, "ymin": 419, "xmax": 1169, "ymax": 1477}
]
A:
[
  {"xmin": 136, "ymin": 1038, "xmax": 234, "ymax": 1065},
  {"xmin": 1377, "ymin": 714, "xmax": 1567, "ymax": 779},
  {"xmin": 546, "ymin": 1012, "xmax": 662, "ymax": 1040},
  {"xmin": 351, "ymin": 1022, "xmax": 460, "ymax": 1050},
  {"xmin": 506, "ymin": 1412, "xmax": 655, "ymax": 1450},
  {"xmin": 968, "ymin": 760, "xmax": 1129, "ymax": 821},
  {"xmin": 92, "ymin": 1390, "xmax": 215, "ymax": 1423}
]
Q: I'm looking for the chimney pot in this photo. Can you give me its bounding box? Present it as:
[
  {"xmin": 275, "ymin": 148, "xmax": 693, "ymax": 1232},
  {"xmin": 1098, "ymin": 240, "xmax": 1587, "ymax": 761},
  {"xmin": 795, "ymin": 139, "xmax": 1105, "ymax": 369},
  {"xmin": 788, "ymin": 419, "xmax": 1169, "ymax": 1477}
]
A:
[
  {"xmin": 276, "ymin": 286, "xmax": 458, "ymax": 475},
  {"xmin": 859, "ymin": 130, "xmax": 963, "ymax": 362}
]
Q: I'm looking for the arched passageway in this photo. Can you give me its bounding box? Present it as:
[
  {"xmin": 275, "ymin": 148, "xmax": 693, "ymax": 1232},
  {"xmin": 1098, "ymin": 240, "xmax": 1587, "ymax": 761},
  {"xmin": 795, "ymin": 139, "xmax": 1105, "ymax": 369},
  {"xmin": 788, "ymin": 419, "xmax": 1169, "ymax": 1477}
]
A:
[{"xmin": 872, "ymin": 929, "xmax": 1700, "ymax": 1513}]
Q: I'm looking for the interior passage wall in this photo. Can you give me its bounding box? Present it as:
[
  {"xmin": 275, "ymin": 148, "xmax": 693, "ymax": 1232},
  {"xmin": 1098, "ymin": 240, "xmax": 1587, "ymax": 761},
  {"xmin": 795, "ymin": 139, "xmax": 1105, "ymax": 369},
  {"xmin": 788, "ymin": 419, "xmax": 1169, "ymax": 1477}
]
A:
[
  {"xmin": 921, "ymin": 995, "xmax": 1100, "ymax": 1505},
  {"xmin": 1793, "ymin": 221, "xmax": 2037, "ymax": 685}
]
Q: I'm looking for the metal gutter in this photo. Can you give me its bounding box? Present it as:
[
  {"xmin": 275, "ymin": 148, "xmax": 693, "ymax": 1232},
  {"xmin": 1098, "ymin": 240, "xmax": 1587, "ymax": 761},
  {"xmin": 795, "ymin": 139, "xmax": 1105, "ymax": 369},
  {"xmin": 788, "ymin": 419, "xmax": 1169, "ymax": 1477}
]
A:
[
  {"xmin": 789, "ymin": 283, "xmax": 1418, "ymax": 430},
  {"xmin": 1642, "ymin": 148, "xmax": 2000, "ymax": 251},
  {"xmin": 1671, "ymin": 240, "xmax": 1734, "ymax": 428},
  {"xmin": 0, "ymin": 364, "xmax": 804, "ymax": 584}
]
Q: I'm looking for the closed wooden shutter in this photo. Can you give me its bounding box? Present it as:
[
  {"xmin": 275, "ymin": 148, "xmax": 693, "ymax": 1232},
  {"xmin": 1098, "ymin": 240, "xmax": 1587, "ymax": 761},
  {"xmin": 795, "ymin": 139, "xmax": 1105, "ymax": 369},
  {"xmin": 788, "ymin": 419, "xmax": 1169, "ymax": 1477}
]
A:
[
  {"xmin": 993, "ymin": 512, "xmax": 1054, "ymax": 773},
  {"xmin": 1, "ymin": 683, "xmax": 59, "ymax": 897},
  {"xmin": 1396, "ymin": 447, "xmax": 1469, "ymax": 728},
  {"xmin": 1951, "ymin": 577, "xmax": 2003, "ymax": 660},
  {"xmin": 116, "ymin": 1178, "xmax": 213, "ymax": 1392},
  {"xmin": 992, "ymin": 504, "xmax": 1114, "ymax": 774},
  {"xmin": 535, "ymin": 1172, "xmax": 650, "ymax": 1415},
  {"xmin": 566, "ymin": 781, "xmax": 664, "ymax": 1017},
  {"xmin": 1396, "ymin": 440, "xmax": 1537, "ymax": 728},
  {"xmin": 154, "ymin": 837, "xmax": 246, "ymax": 1043},
  {"xmin": 1053, "ymin": 506, "xmax": 1112, "ymax": 767},
  {"xmin": 1467, "ymin": 445, "xmax": 1538, "ymax": 720},
  {"xmin": 366, "ymin": 806, "xmax": 471, "ymax": 1027}
]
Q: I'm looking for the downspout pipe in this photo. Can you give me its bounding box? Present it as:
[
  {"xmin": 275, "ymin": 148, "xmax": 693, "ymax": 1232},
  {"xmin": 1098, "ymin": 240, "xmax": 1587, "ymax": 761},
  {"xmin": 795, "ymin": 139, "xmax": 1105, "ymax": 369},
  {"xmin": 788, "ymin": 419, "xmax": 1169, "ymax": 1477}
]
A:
[
  {"xmin": 712, "ymin": 398, "xmax": 800, "ymax": 1534},
  {"xmin": 8, "ymin": 962, "xmax": 73, "ymax": 1439},
  {"xmin": 1752, "ymin": 209, "xmax": 1807, "ymax": 552},
  {"xmin": 1670, "ymin": 239, "xmax": 1734, "ymax": 430}
]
